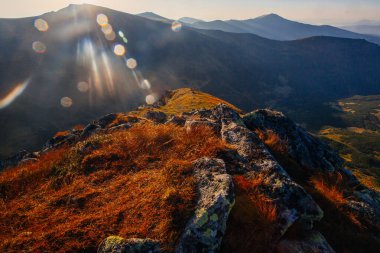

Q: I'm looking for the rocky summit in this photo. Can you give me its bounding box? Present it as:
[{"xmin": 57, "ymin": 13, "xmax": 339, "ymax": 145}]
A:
[{"xmin": 1, "ymin": 88, "xmax": 379, "ymax": 252}]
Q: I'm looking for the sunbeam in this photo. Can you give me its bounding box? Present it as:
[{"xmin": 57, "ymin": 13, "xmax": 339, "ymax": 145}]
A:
[{"xmin": 0, "ymin": 79, "xmax": 30, "ymax": 109}]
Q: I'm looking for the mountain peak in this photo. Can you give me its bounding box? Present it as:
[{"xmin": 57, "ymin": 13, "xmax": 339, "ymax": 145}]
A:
[{"xmin": 256, "ymin": 13, "xmax": 285, "ymax": 20}]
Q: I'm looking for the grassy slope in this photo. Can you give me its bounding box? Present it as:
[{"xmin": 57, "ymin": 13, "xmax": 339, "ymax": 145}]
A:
[
  {"xmin": 0, "ymin": 123, "xmax": 228, "ymax": 252},
  {"xmin": 319, "ymin": 95, "xmax": 380, "ymax": 192}
]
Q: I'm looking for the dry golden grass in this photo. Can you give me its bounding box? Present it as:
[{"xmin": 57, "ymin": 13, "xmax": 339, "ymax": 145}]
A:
[
  {"xmin": 0, "ymin": 123, "xmax": 229, "ymax": 252},
  {"xmin": 160, "ymin": 88, "xmax": 241, "ymax": 115}
]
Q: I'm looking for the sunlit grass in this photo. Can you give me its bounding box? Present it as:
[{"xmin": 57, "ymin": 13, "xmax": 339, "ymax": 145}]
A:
[{"xmin": 0, "ymin": 123, "xmax": 230, "ymax": 252}]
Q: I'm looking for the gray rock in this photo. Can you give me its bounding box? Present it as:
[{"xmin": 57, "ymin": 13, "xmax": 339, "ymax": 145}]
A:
[
  {"xmin": 80, "ymin": 123, "xmax": 101, "ymax": 139},
  {"xmin": 243, "ymin": 109, "xmax": 344, "ymax": 173},
  {"xmin": 144, "ymin": 111, "xmax": 167, "ymax": 124},
  {"xmin": 96, "ymin": 113, "xmax": 118, "ymax": 128},
  {"xmin": 98, "ymin": 236, "xmax": 161, "ymax": 253},
  {"xmin": 0, "ymin": 150, "xmax": 39, "ymax": 170},
  {"xmin": 276, "ymin": 230, "xmax": 335, "ymax": 253},
  {"xmin": 176, "ymin": 158, "xmax": 235, "ymax": 253},
  {"xmin": 166, "ymin": 115, "xmax": 186, "ymax": 126},
  {"xmin": 221, "ymin": 119, "xmax": 323, "ymax": 238},
  {"xmin": 185, "ymin": 120, "xmax": 220, "ymax": 133}
]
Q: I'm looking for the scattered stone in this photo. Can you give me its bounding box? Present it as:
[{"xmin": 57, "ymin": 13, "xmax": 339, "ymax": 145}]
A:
[
  {"xmin": 166, "ymin": 115, "xmax": 186, "ymax": 126},
  {"xmin": 144, "ymin": 110, "xmax": 167, "ymax": 124}
]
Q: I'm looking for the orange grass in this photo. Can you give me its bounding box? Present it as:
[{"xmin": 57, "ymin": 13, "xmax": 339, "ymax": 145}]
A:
[
  {"xmin": 53, "ymin": 130, "xmax": 71, "ymax": 138},
  {"xmin": 310, "ymin": 173, "xmax": 347, "ymax": 205},
  {"xmin": 256, "ymin": 129, "xmax": 287, "ymax": 153},
  {"xmin": 0, "ymin": 123, "xmax": 229, "ymax": 252}
]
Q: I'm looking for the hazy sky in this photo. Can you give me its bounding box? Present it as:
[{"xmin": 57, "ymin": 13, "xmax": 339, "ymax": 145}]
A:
[{"xmin": 1, "ymin": 0, "xmax": 379, "ymax": 25}]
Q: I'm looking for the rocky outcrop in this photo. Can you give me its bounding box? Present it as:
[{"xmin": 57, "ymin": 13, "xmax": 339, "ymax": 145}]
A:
[
  {"xmin": 243, "ymin": 108, "xmax": 380, "ymax": 233},
  {"xmin": 243, "ymin": 109, "xmax": 343, "ymax": 173},
  {"xmin": 0, "ymin": 150, "xmax": 39, "ymax": 170},
  {"xmin": 176, "ymin": 158, "xmax": 235, "ymax": 252},
  {"xmin": 6, "ymin": 97, "xmax": 380, "ymax": 252}
]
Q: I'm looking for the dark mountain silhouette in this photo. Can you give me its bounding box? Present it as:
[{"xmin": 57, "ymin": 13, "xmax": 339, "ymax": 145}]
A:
[
  {"xmin": 1, "ymin": 4, "xmax": 380, "ymax": 158},
  {"xmin": 185, "ymin": 13, "xmax": 380, "ymax": 44}
]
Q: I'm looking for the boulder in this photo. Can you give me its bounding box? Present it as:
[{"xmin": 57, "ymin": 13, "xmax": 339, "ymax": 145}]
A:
[
  {"xmin": 176, "ymin": 158, "xmax": 235, "ymax": 253},
  {"xmin": 243, "ymin": 109, "xmax": 344, "ymax": 173}
]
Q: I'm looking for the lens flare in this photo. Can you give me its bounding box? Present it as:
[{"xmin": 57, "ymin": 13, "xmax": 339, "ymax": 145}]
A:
[
  {"xmin": 105, "ymin": 31, "xmax": 116, "ymax": 41},
  {"xmin": 61, "ymin": 97, "xmax": 73, "ymax": 108},
  {"xmin": 118, "ymin": 31, "xmax": 125, "ymax": 38},
  {"xmin": 77, "ymin": 81, "xmax": 89, "ymax": 92},
  {"xmin": 32, "ymin": 41, "xmax": 46, "ymax": 54},
  {"xmin": 122, "ymin": 37, "xmax": 128, "ymax": 44},
  {"xmin": 113, "ymin": 44, "xmax": 126, "ymax": 56},
  {"xmin": 101, "ymin": 24, "xmax": 113, "ymax": 35},
  {"xmin": 171, "ymin": 21, "xmax": 182, "ymax": 32},
  {"xmin": 0, "ymin": 79, "xmax": 30, "ymax": 109},
  {"xmin": 34, "ymin": 18, "xmax": 49, "ymax": 32},
  {"xmin": 141, "ymin": 79, "xmax": 151, "ymax": 90},
  {"xmin": 145, "ymin": 94, "xmax": 156, "ymax": 105},
  {"xmin": 96, "ymin": 14, "xmax": 108, "ymax": 27},
  {"xmin": 126, "ymin": 58, "xmax": 137, "ymax": 69}
]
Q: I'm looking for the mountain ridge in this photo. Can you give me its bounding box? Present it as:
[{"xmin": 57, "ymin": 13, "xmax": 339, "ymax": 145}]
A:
[{"xmin": 1, "ymin": 88, "xmax": 380, "ymax": 252}]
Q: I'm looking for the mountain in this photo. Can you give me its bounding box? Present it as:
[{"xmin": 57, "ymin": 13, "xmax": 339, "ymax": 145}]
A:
[
  {"xmin": 187, "ymin": 13, "xmax": 380, "ymax": 44},
  {"xmin": 178, "ymin": 17, "xmax": 204, "ymax": 24},
  {"xmin": 1, "ymin": 88, "xmax": 380, "ymax": 252},
  {"xmin": 1, "ymin": 4, "xmax": 380, "ymax": 159},
  {"xmin": 137, "ymin": 12, "xmax": 172, "ymax": 23},
  {"xmin": 341, "ymin": 24, "xmax": 380, "ymax": 36}
]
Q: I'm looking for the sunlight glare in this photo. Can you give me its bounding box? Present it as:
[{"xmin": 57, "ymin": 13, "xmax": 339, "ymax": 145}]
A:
[
  {"xmin": 101, "ymin": 24, "xmax": 113, "ymax": 35},
  {"xmin": 77, "ymin": 81, "xmax": 89, "ymax": 92},
  {"xmin": 105, "ymin": 31, "xmax": 116, "ymax": 41},
  {"xmin": 141, "ymin": 79, "xmax": 151, "ymax": 90},
  {"xmin": 113, "ymin": 44, "xmax": 126, "ymax": 56},
  {"xmin": 126, "ymin": 58, "xmax": 137, "ymax": 69},
  {"xmin": 171, "ymin": 21, "xmax": 182, "ymax": 32},
  {"xmin": 0, "ymin": 79, "xmax": 30, "ymax": 109},
  {"xmin": 96, "ymin": 14, "xmax": 108, "ymax": 27},
  {"xmin": 60, "ymin": 97, "xmax": 73, "ymax": 108},
  {"xmin": 34, "ymin": 18, "xmax": 49, "ymax": 32},
  {"xmin": 145, "ymin": 94, "xmax": 156, "ymax": 105},
  {"xmin": 32, "ymin": 41, "xmax": 46, "ymax": 54}
]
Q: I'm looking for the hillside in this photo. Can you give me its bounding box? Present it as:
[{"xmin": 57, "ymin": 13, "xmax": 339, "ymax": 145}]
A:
[
  {"xmin": 1, "ymin": 4, "xmax": 380, "ymax": 158},
  {"xmin": 178, "ymin": 13, "xmax": 380, "ymax": 44},
  {"xmin": 319, "ymin": 95, "xmax": 380, "ymax": 192},
  {"xmin": 1, "ymin": 89, "xmax": 380, "ymax": 252}
]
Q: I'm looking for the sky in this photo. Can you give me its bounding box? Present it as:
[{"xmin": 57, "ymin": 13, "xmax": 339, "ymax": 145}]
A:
[{"xmin": 0, "ymin": 0, "xmax": 379, "ymax": 25}]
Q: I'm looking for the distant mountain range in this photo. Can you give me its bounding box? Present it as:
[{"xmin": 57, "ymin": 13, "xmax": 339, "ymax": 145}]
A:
[
  {"xmin": 341, "ymin": 25, "xmax": 380, "ymax": 37},
  {"xmin": 138, "ymin": 12, "xmax": 380, "ymax": 45},
  {"xmin": 1, "ymin": 4, "xmax": 380, "ymax": 158}
]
